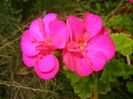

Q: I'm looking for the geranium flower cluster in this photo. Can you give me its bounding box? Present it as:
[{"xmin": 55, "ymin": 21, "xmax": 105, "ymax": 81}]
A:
[{"xmin": 21, "ymin": 13, "xmax": 115, "ymax": 80}]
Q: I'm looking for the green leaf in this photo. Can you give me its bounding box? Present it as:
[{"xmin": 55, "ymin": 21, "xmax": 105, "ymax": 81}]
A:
[
  {"xmin": 98, "ymin": 59, "xmax": 128, "ymax": 94},
  {"xmin": 66, "ymin": 71, "xmax": 81, "ymax": 84},
  {"xmin": 126, "ymin": 82, "xmax": 133, "ymax": 93},
  {"xmin": 109, "ymin": 14, "xmax": 133, "ymax": 33},
  {"xmin": 66, "ymin": 71, "xmax": 97, "ymax": 99},
  {"xmin": 110, "ymin": 33, "xmax": 133, "ymax": 56},
  {"xmin": 124, "ymin": 65, "xmax": 133, "ymax": 79},
  {"xmin": 74, "ymin": 78, "xmax": 93, "ymax": 99},
  {"xmin": 97, "ymin": 80, "xmax": 111, "ymax": 94},
  {"xmin": 100, "ymin": 59, "xmax": 125, "ymax": 83},
  {"xmin": 120, "ymin": 46, "xmax": 132, "ymax": 56},
  {"xmin": 109, "ymin": 15, "xmax": 123, "ymax": 29}
]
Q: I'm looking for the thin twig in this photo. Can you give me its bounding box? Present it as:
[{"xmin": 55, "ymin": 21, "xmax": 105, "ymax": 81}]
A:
[
  {"xmin": 0, "ymin": 54, "xmax": 12, "ymax": 58},
  {"xmin": 1, "ymin": 24, "xmax": 28, "ymax": 44},
  {"xmin": 0, "ymin": 81, "xmax": 55, "ymax": 94},
  {"xmin": 0, "ymin": 12, "xmax": 47, "ymax": 50},
  {"xmin": 107, "ymin": 0, "xmax": 125, "ymax": 18},
  {"xmin": 0, "ymin": 36, "xmax": 21, "ymax": 50},
  {"xmin": 0, "ymin": 25, "xmax": 27, "ymax": 50},
  {"xmin": 126, "ymin": 55, "xmax": 131, "ymax": 65},
  {"xmin": 15, "ymin": 24, "xmax": 25, "ymax": 33}
]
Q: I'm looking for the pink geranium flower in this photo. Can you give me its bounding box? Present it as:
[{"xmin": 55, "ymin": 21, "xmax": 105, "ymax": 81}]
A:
[
  {"xmin": 63, "ymin": 13, "xmax": 115, "ymax": 76},
  {"xmin": 21, "ymin": 13, "xmax": 68, "ymax": 80},
  {"xmin": 129, "ymin": 0, "xmax": 133, "ymax": 3}
]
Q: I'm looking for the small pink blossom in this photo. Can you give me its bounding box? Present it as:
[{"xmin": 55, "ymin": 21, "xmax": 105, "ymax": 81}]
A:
[
  {"xmin": 129, "ymin": 0, "xmax": 133, "ymax": 3},
  {"xmin": 63, "ymin": 13, "xmax": 115, "ymax": 76},
  {"xmin": 21, "ymin": 13, "xmax": 68, "ymax": 80}
]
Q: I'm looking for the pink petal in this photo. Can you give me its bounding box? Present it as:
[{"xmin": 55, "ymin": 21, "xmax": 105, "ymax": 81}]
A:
[
  {"xmin": 62, "ymin": 52, "xmax": 77, "ymax": 71},
  {"xmin": 22, "ymin": 54, "xmax": 36, "ymax": 67},
  {"xmin": 21, "ymin": 30, "xmax": 40, "ymax": 56},
  {"xmin": 75, "ymin": 57, "xmax": 93, "ymax": 76},
  {"xmin": 34, "ymin": 55, "xmax": 59, "ymax": 80},
  {"xmin": 52, "ymin": 36, "xmax": 66, "ymax": 49},
  {"xmin": 86, "ymin": 33, "xmax": 115, "ymax": 60},
  {"xmin": 83, "ymin": 13, "xmax": 103, "ymax": 38},
  {"xmin": 42, "ymin": 13, "xmax": 57, "ymax": 37},
  {"xmin": 86, "ymin": 51, "xmax": 106, "ymax": 71},
  {"xmin": 29, "ymin": 18, "xmax": 45, "ymax": 40},
  {"xmin": 129, "ymin": 0, "xmax": 133, "ymax": 3},
  {"xmin": 67, "ymin": 16, "xmax": 84, "ymax": 41},
  {"xmin": 49, "ymin": 20, "xmax": 69, "ymax": 41},
  {"xmin": 36, "ymin": 54, "xmax": 56, "ymax": 73}
]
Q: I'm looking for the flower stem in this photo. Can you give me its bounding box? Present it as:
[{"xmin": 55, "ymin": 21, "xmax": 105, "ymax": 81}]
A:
[{"xmin": 126, "ymin": 55, "xmax": 131, "ymax": 65}]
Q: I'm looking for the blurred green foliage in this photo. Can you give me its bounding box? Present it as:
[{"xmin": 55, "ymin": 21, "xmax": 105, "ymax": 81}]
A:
[{"xmin": 0, "ymin": 0, "xmax": 133, "ymax": 99}]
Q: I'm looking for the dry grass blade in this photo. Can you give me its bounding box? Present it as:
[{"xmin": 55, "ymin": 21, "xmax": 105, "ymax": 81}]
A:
[
  {"xmin": 0, "ymin": 81, "xmax": 56, "ymax": 94},
  {"xmin": 0, "ymin": 36, "xmax": 21, "ymax": 50}
]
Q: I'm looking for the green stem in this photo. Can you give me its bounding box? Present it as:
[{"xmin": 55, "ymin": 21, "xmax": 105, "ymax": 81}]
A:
[{"xmin": 93, "ymin": 88, "xmax": 98, "ymax": 99}]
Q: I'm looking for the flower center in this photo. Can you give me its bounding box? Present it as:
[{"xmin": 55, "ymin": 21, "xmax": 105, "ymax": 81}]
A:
[
  {"xmin": 33, "ymin": 39, "xmax": 54, "ymax": 55},
  {"xmin": 66, "ymin": 41, "xmax": 86, "ymax": 57},
  {"xmin": 79, "ymin": 42, "xmax": 86, "ymax": 50}
]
